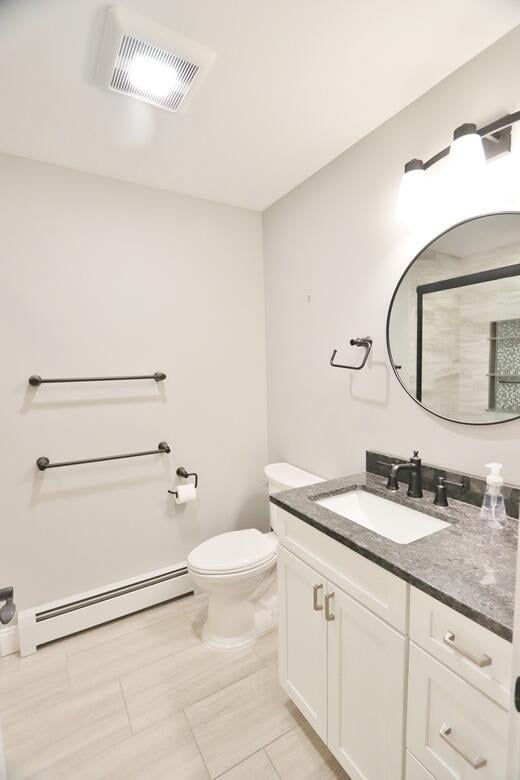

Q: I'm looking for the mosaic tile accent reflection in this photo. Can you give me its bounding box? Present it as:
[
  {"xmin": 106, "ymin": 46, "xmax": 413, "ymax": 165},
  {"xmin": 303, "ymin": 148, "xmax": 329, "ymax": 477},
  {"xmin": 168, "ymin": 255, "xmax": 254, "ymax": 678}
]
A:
[{"xmin": 495, "ymin": 318, "xmax": 520, "ymax": 412}]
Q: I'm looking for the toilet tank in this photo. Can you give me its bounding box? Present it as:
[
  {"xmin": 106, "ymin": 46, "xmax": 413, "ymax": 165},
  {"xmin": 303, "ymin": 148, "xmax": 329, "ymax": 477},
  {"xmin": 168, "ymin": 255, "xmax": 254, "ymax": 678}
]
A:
[{"xmin": 264, "ymin": 462, "xmax": 324, "ymax": 535}]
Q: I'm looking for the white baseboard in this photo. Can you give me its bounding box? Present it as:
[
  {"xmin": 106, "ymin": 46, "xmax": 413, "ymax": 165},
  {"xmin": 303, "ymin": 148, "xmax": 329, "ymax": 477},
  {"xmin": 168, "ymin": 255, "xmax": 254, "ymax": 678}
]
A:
[
  {"xmin": 15, "ymin": 563, "xmax": 193, "ymax": 657},
  {"xmin": 0, "ymin": 624, "xmax": 19, "ymax": 657}
]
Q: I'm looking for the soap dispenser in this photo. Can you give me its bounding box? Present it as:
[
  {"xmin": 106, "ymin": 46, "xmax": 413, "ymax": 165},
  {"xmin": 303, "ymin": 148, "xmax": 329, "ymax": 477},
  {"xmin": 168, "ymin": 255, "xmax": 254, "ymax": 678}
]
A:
[{"xmin": 480, "ymin": 463, "xmax": 507, "ymax": 529}]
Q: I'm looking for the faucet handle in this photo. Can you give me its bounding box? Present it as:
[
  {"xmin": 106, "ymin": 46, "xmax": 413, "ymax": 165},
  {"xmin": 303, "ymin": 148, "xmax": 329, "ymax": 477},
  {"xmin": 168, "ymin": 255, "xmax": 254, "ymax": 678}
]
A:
[
  {"xmin": 445, "ymin": 476, "xmax": 466, "ymax": 490},
  {"xmin": 433, "ymin": 476, "xmax": 449, "ymax": 507},
  {"xmin": 433, "ymin": 474, "xmax": 465, "ymax": 508},
  {"xmin": 413, "ymin": 450, "xmax": 419, "ymax": 458}
]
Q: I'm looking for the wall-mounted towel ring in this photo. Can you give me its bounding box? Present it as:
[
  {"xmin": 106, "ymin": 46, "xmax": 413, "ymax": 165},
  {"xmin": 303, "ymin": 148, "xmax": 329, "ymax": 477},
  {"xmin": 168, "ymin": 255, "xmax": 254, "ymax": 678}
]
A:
[{"xmin": 330, "ymin": 337, "xmax": 372, "ymax": 370}]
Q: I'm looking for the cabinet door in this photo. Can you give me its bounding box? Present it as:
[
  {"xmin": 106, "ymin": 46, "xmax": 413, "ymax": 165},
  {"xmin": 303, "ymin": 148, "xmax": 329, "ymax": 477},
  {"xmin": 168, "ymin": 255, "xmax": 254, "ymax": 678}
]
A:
[
  {"xmin": 327, "ymin": 585, "xmax": 406, "ymax": 780},
  {"xmin": 406, "ymin": 752, "xmax": 435, "ymax": 779},
  {"xmin": 278, "ymin": 546, "xmax": 328, "ymax": 741}
]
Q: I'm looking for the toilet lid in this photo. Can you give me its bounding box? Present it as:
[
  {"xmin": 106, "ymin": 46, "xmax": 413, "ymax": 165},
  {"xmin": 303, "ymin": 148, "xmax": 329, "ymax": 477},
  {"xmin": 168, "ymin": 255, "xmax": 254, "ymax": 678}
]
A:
[{"xmin": 188, "ymin": 529, "xmax": 277, "ymax": 575}]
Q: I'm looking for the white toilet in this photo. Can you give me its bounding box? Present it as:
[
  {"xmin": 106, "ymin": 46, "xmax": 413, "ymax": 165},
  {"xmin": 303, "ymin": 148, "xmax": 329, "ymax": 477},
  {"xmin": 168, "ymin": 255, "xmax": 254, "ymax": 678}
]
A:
[{"xmin": 188, "ymin": 462, "xmax": 323, "ymax": 651}]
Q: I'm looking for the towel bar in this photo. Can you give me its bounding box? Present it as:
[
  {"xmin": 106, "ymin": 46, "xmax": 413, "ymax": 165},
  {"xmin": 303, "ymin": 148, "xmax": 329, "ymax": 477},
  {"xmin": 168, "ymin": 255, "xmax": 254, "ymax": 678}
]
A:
[
  {"xmin": 29, "ymin": 372, "xmax": 166, "ymax": 386},
  {"xmin": 36, "ymin": 442, "xmax": 171, "ymax": 471}
]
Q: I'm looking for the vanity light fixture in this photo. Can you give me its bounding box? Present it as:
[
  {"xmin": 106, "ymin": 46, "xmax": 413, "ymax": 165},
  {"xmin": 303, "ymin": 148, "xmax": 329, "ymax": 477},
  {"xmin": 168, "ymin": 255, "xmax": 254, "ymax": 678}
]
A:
[
  {"xmin": 396, "ymin": 158, "xmax": 426, "ymax": 223},
  {"xmin": 398, "ymin": 111, "xmax": 520, "ymax": 221},
  {"xmin": 449, "ymin": 123, "xmax": 486, "ymax": 176}
]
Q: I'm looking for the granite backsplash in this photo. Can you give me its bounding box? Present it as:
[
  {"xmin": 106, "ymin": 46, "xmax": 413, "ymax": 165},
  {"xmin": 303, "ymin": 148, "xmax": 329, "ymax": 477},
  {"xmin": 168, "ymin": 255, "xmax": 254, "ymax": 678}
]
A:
[{"xmin": 366, "ymin": 450, "xmax": 520, "ymax": 520}]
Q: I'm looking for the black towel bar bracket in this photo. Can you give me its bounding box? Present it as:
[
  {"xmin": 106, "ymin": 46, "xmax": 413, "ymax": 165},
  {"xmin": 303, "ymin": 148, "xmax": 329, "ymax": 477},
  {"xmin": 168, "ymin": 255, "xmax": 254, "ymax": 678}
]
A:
[
  {"xmin": 168, "ymin": 466, "xmax": 199, "ymax": 497},
  {"xmin": 36, "ymin": 442, "xmax": 171, "ymax": 471},
  {"xmin": 330, "ymin": 337, "xmax": 373, "ymax": 370},
  {"xmin": 29, "ymin": 372, "xmax": 166, "ymax": 386}
]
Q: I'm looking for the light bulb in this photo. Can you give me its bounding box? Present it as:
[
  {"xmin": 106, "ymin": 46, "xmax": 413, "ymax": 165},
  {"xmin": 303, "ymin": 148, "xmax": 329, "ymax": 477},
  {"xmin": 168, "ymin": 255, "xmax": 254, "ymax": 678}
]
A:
[
  {"xmin": 396, "ymin": 159, "xmax": 426, "ymax": 223},
  {"xmin": 447, "ymin": 123, "xmax": 486, "ymax": 212},
  {"xmin": 449, "ymin": 123, "xmax": 485, "ymax": 177},
  {"xmin": 128, "ymin": 56, "xmax": 180, "ymax": 99}
]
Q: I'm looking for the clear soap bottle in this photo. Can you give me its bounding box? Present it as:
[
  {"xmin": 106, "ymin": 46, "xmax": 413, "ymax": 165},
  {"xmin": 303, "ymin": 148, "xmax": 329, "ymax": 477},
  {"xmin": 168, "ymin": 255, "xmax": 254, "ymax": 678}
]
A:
[{"xmin": 480, "ymin": 462, "xmax": 507, "ymax": 529}]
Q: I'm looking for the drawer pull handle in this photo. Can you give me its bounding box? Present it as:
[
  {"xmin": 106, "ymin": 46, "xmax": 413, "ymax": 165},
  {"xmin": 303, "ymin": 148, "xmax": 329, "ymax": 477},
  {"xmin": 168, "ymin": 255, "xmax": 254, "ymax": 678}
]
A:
[
  {"xmin": 325, "ymin": 592, "xmax": 335, "ymax": 621},
  {"xmin": 439, "ymin": 723, "xmax": 487, "ymax": 769},
  {"xmin": 313, "ymin": 584, "xmax": 323, "ymax": 611},
  {"xmin": 443, "ymin": 631, "xmax": 492, "ymax": 668}
]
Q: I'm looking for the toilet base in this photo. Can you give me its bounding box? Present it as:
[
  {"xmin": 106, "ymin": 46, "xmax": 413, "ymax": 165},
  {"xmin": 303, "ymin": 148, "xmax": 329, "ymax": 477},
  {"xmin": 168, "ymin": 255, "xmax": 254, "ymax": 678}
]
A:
[
  {"xmin": 201, "ymin": 620, "xmax": 258, "ymax": 652},
  {"xmin": 201, "ymin": 589, "xmax": 278, "ymax": 653},
  {"xmin": 189, "ymin": 553, "xmax": 278, "ymax": 652}
]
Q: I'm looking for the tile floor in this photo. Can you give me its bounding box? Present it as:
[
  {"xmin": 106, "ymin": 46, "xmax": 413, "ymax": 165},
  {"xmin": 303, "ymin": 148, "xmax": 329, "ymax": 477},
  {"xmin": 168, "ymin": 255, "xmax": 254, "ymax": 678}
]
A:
[{"xmin": 0, "ymin": 593, "xmax": 348, "ymax": 779}]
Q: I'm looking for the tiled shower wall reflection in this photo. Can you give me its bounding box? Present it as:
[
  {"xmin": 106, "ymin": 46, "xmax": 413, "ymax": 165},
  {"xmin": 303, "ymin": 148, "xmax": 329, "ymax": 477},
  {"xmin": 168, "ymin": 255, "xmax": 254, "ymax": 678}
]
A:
[{"xmin": 400, "ymin": 241, "xmax": 520, "ymax": 421}]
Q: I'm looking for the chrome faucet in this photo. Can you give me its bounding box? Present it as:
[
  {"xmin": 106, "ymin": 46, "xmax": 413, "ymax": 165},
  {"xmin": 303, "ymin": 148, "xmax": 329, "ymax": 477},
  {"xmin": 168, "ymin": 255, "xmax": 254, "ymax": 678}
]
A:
[{"xmin": 380, "ymin": 451, "xmax": 423, "ymax": 498}]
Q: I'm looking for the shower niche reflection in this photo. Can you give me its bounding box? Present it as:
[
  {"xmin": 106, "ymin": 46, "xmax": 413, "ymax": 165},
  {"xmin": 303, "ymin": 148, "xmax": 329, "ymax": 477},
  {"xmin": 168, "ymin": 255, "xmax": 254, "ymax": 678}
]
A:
[
  {"xmin": 489, "ymin": 317, "xmax": 520, "ymax": 413},
  {"xmin": 387, "ymin": 213, "xmax": 520, "ymax": 425}
]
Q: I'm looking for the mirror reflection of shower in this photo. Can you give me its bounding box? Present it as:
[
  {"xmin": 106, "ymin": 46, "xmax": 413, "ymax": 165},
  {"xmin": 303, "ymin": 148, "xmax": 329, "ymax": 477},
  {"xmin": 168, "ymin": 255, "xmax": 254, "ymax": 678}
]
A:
[{"xmin": 388, "ymin": 213, "xmax": 520, "ymax": 425}]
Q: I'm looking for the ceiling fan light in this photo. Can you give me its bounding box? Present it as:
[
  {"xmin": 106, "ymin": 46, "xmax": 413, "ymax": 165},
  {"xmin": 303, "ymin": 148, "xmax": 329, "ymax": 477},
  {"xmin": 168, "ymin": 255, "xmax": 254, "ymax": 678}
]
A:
[
  {"xmin": 127, "ymin": 56, "xmax": 181, "ymax": 99},
  {"xmin": 97, "ymin": 5, "xmax": 215, "ymax": 114}
]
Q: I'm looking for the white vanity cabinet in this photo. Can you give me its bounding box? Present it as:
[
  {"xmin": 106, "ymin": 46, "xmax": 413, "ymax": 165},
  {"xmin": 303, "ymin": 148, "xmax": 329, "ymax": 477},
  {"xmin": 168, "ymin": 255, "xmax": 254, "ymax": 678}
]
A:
[
  {"xmin": 277, "ymin": 521, "xmax": 407, "ymax": 780},
  {"xmin": 276, "ymin": 506, "xmax": 513, "ymax": 780}
]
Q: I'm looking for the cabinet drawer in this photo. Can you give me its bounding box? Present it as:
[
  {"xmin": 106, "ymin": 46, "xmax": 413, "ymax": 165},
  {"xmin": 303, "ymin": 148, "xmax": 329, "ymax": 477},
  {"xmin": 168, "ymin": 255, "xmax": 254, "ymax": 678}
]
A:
[
  {"xmin": 407, "ymin": 644, "xmax": 509, "ymax": 780},
  {"xmin": 406, "ymin": 751, "xmax": 435, "ymax": 779},
  {"xmin": 279, "ymin": 508, "xmax": 407, "ymax": 632},
  {"xmin": 410, "ymin": 587, "xmax": 512, "ymax": 709}
]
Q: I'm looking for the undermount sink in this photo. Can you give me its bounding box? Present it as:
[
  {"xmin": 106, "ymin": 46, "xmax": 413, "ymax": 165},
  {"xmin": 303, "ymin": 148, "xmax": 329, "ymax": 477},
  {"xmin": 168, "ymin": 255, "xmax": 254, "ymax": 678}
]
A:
[{"xmin": 315, "ymin": 489, "xmax": 450, "ymax": 544}]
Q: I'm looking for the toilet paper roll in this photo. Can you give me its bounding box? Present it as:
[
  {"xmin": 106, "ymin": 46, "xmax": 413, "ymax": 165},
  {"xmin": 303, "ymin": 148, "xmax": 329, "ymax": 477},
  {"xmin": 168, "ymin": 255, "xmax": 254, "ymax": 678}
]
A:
[{"xmin": 174, "ymin": 484, "xmax": 197, "ymax": 504}]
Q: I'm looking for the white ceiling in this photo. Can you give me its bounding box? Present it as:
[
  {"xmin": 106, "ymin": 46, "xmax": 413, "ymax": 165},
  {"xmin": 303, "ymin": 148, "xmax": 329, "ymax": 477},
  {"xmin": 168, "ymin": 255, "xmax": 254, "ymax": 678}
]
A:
[
  {"xmin": 1, "ymin": 0, "xmax": 520, "ymax": 211},
  {"xmin": 434, "ymin": 214, "xmax": 520, "ymax": 257}
]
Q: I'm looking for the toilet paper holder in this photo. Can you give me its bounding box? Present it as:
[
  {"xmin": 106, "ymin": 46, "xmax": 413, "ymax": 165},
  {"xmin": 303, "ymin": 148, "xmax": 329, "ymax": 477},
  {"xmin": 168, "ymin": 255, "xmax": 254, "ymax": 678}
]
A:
[{"xmin": 168, "ymin": 466, "xmax": 198, "ymax": 497}]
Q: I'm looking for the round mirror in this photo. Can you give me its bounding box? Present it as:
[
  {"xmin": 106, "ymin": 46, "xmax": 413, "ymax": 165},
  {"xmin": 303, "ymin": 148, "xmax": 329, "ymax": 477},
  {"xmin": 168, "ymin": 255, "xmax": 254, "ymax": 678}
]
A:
[{"xmin": 387, "ymin": 212, "xmax": 520, "ymax": 425}]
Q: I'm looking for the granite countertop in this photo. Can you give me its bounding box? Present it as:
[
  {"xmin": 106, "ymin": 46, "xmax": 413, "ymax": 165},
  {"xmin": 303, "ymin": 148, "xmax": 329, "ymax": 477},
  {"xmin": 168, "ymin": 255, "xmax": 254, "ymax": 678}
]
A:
[{"xmin": 271, "ymin": 472, "xmax": 517, "ymax": 642}]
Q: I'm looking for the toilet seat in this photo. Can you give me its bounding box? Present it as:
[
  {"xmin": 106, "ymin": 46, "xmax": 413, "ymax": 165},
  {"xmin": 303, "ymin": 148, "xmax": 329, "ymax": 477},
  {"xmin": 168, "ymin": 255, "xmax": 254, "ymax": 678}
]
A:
[{"xmin": 188, "ymin": 529, "xmax": 277, "ymax": 576}]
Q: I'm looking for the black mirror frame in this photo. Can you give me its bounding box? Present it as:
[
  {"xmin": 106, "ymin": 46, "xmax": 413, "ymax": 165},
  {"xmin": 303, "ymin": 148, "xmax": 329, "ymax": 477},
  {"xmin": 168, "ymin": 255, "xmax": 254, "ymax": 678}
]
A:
[{"xmin": 386, "ymin": 211, "xmax": 520, "ymax": 426}]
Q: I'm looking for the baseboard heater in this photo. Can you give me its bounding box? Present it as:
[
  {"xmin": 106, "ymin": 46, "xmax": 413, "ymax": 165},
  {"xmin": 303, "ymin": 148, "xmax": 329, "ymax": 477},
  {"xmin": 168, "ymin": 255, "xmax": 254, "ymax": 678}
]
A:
[{"xmin": 17, "ymin": 563, "xmax": 193, "ymax": 656}]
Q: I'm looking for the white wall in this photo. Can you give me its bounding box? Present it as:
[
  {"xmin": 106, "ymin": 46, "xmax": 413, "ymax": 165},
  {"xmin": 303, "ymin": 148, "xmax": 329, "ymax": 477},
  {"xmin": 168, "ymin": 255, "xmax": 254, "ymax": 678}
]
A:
[
  {"xmin": 263, "ymin": 26, "xmax": 520, "ymax": 485},
  {"xmin": 0, "ymin": 153, "xmax": 268, "ymax": 609}
]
